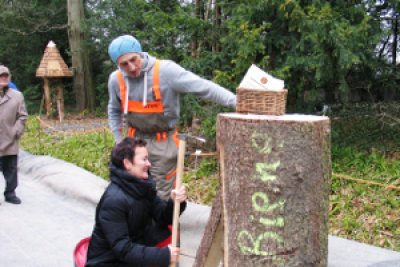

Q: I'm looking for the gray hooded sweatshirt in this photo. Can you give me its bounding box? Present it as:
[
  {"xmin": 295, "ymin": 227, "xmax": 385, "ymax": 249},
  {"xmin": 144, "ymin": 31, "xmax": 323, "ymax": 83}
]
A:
[{"xmin": 108, "ymin": 53, "xmax": 236, "ymax": 141}]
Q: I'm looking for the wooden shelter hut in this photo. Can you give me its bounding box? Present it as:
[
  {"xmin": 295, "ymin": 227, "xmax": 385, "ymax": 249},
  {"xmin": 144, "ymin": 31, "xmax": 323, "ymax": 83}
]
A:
[{"xmin": 36, "ymin": 41, "xmax": 73, "ymax": 123}]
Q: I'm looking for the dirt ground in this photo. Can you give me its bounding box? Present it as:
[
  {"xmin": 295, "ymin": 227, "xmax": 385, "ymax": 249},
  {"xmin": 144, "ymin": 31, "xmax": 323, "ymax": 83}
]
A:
[{"xmin": 36, "ymin": 114, "xmax": 109, "ymax": 135}]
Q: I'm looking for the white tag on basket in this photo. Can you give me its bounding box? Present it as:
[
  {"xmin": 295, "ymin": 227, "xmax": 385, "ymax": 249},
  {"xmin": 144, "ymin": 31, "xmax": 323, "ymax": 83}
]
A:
[{"xmin": 239, "ymin": 64, "xmax": 284, "ymax": 91}]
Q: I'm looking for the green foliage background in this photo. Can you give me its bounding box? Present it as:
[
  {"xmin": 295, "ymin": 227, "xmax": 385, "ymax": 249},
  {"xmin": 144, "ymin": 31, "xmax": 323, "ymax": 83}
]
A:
[{"xmin": 1, "ymin": 0, "xmax": 399, "ymax": 115}]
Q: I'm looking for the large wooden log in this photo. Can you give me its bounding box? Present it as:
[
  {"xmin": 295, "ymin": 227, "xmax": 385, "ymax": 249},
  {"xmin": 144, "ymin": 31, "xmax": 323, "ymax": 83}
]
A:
[{"xmin": 217, "ymin": 113, "xmax": 331, "ymax": 267}]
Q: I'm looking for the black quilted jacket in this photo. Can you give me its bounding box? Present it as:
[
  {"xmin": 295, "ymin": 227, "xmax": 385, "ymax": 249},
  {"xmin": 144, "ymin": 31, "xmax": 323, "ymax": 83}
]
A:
[{"xmin": 85, "ymin": 164, "xmax": 186, "ymax": 267}]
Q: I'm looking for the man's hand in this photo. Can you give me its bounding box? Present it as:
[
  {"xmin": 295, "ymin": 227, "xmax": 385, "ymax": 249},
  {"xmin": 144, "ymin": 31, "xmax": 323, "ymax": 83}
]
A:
[{"xmin": 171, "ymin": 185, "xmax": 187, "ymax": 203}]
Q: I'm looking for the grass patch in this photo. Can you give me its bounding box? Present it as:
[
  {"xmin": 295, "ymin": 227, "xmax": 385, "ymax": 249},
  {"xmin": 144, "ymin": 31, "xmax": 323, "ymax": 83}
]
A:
[
  {"xmin": 20, "ymin": 117, "xmax": 114, "ymax": 180},
  {"xmin": 329, "ymin": 103, "xmax": 400, "ymax": 251}
]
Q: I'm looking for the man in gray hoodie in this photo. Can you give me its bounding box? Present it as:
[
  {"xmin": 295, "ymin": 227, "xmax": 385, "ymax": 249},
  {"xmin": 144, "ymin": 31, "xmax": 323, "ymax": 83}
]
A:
[{"xmin": 107, "ymin": 35, "xmax": 236, "ymax": 200}]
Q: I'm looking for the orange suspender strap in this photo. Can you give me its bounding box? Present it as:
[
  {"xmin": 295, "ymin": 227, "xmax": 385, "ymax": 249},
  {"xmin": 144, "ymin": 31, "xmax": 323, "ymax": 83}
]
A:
[
  {"xmin": 128, "ymin": 128, "xmax": 136, "ymax": 137},
  {"xmin": 165, "ymin": 130, "xmax": 179, "ymax": 181},
  {"xmin": 116, "ymin": 71, "xmax": 127, "ymax": 112},
  {"xmin": 155, "ymin": 131, "xmax": 168, "ymax": 143},
  {"xmin": 172, "ymin": 130, "xmax": 179, "ymax": 147},
  {"xmin": 116, "ymin": 63, "xmax": 164, "ymax": 114},
  {"xmin": 165, "ymin": 169, "xmax": 176, "ymax": 181},
  {"xmin": 116, "ymin": 71, "xmax": 135, "ymax": 137},
  {"xmin": 153, "ymin": 60, "xmax": 161, "ymax": 101}
]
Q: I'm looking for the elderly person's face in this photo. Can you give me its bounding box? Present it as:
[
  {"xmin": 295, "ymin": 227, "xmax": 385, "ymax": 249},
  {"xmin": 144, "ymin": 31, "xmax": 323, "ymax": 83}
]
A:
[
  {"xmin": 118, "ymin": 52, "xmax": 142, "ymax": 78},
  {"xmin": 124, "ymin": 146, "xmax": 151, "ymax": 179},
  {"xmin": 0, "ymin": 72, "xmax": 10, "ymax": 88}
]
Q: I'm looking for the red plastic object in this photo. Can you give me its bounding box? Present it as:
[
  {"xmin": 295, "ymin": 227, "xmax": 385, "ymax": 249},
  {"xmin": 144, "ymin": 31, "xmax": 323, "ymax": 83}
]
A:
[
  {"xmin": 73, "ymin": 237, "xmax": 91, "ymax": 267},
  {"xmin": 156, "ymin": 225, "xmax": 173, "ymax": 248},
  {"xmin": 73, "ymin": 226, "xmax": 172, "ymax": 266}
]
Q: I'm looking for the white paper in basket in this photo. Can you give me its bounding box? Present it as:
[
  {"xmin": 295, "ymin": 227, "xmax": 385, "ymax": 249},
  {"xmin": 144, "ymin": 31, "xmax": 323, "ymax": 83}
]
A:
[{"xmin": 239, "ymin": 64, "xmax": 284, "ymax": 91}]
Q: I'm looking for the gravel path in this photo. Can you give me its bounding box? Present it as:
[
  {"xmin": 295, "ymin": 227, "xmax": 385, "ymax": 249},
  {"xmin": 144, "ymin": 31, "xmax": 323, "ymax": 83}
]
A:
[{"xmin": 37, "ymin": 117, "xmax": 109, "ymax": 134}]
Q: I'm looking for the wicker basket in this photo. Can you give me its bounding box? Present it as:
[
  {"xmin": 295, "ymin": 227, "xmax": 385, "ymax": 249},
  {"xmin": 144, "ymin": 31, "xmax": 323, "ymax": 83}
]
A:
[{"xmin": 236, "ymin": 88, "xmax": 288, "ymax": 115}]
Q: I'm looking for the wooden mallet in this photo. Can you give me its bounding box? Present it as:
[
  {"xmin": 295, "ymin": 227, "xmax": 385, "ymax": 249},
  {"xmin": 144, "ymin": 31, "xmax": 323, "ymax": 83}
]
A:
[{"xmin": 170, "ymin": 133, "xmax": 206, "ymax": 267}]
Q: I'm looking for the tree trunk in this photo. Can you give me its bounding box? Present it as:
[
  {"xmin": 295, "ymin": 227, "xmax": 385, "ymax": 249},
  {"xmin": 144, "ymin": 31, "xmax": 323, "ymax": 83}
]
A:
[
  {"xmin": 392, "ymin": 15, "xmax": 398, "ymax": 67},
  {"xmin": 212, "ymin": 3, "xmax": 221, "ymax": 53},
  {"xmin": 196, "ymin": 0, "xmax": 209, "ymax": 56},
  {"xmin": 67, "ymin": 0, "xmax": 95, "ymax": 112},
  {"xmin": 217, "ymin": 113, "xmax": 331, "ymax": 267},
  {"xmin": 191, "ymin": 0, "xmax": 201, "ymax": 58}
]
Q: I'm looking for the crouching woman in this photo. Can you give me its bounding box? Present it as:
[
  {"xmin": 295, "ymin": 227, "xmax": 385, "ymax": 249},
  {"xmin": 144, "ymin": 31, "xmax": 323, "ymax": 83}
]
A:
[{"xmin": 86, "ymin": 137, "xmax": 186, "ymax": 267}]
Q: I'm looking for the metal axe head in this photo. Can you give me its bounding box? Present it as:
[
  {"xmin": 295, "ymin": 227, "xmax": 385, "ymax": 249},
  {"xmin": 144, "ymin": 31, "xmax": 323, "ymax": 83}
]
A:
[{"xmin": 177, "ymin": 133, "xmax": 206, "ymax": 143}]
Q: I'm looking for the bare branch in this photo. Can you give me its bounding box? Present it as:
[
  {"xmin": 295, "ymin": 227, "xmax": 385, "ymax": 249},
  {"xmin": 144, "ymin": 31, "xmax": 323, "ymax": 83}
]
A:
[{"xmin": 2, "ymin": 24, "xmax": 68, "ymax": 35}]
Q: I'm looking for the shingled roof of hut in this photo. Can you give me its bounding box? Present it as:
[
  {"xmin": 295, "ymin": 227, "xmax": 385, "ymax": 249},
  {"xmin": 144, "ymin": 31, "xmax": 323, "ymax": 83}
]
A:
[{"xmin": 36, "ymin": 41, "xmax": 73, "ymax": 78}]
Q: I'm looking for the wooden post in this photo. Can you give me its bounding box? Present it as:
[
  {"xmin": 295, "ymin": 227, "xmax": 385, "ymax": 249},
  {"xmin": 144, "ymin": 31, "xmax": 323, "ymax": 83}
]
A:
[
  {"xmin": 193, "ymin": 190, "xmax": 224, "ymax": 267},
  {"xmin": 43, "ymin": 78, "xmax": 52, "ymax": 118},
  {"xmin": 56, "ymin": 80, "xmax": 65, "ymax": 123},
  {"xmin": 194, "ymin": 141, "xmax": 227, "ymax": 267},
  {"xmin": 217, "ymin": 113, "xmax": 331, "ymax": 267}
]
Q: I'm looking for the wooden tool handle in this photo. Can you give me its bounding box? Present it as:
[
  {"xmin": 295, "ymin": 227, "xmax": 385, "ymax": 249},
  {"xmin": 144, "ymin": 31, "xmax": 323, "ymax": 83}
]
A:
[{"xmin": 170, "ymin": 139, "xmax": 186, "ymax": 267}]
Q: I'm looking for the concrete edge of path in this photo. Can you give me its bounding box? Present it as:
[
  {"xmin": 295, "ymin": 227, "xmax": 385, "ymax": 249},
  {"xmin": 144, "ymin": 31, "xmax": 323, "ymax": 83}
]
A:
[{"xmin": 18, "ymin": 150, "xmax": 108, "ymax": 206}]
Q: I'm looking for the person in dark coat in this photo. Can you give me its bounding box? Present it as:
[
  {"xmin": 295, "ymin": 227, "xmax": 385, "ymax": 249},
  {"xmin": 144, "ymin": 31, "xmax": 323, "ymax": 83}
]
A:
[
  {"xmin": 86, "ymin": 137, "xmax": 187, "ymax": 267},
  {"xmin": 0, "ymin": 65, "xmax": 27, "ymax": 205}
]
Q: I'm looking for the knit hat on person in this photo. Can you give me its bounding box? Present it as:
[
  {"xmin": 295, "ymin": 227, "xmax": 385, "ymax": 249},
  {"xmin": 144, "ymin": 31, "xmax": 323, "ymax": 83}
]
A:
[
  {"xmin": 108, "ymin": 35, "xmax": 143, "ymax": 63},
  {"xmin": 0, "ymin": 65, "xmax": 10, "ymax": 76}
]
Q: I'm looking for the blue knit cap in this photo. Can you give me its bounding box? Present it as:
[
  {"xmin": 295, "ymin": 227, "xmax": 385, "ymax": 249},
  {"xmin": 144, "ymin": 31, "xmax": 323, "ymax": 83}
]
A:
[{"xmin": 108, "ymin": 35, "xmax": 143, "ymax": 63}]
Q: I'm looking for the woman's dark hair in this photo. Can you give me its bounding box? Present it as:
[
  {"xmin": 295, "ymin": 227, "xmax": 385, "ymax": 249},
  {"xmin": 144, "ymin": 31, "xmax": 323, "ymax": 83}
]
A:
[{"xmin": 111, "ymin": 137, "xmax": 147, "ymax": 169}]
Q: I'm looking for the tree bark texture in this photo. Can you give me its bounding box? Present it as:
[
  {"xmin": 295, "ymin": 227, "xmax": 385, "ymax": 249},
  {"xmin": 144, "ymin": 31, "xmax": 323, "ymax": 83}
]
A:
[
  {"xmin": 217, "ymin": 113, "xmax": 331, "ymax": 267},
  {"xmin": 67, "ymin": 0, "xmax": 95, "ymax": 112}
]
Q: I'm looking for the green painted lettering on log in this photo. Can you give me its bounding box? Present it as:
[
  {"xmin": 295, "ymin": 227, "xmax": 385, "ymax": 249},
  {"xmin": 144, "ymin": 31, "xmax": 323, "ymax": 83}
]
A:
[
  {"xmin": 255, "ymin": 161, "xmax": 280, "ymax": 182},
  {"xmin": 252, "ymin": 192, "xmax": 285, "ymax": 213},
  {"xmin": 236, "ymin": 130, "xmax": 287, "ymax": 264},
  {"xmin": 237, "ymin": 230, "xmax": 283, "ymax": 256}
]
